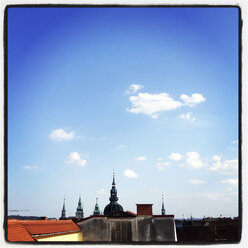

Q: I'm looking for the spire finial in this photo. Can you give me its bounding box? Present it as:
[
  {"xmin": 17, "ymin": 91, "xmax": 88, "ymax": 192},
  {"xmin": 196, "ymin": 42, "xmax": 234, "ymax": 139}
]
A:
[
  {"xmin": 60, "ymin": 196, "xmax": 66, "ymax": 219},
  {"xmin": 112, "ymin": 169, "xmax": 115, "ymax": 185},
  {"xmin": 63, "ymin": 196, "xmax": 65, "ymax": 210},
  {"xmin": 96, "ymin": 197, "xmax": 98, "ymax": 203},
  {"xmin": 161, "ymin": 193, "xmax": 165, "ymax": 215}
]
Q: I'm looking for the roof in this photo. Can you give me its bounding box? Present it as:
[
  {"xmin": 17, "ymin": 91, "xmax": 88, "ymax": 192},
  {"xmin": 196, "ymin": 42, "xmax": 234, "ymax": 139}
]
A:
[
  {"xmin": 125, "ymin": 211, "xmax": 137, "ymax": 216},
  {"xmin": 8, "ymin": 219, "xmax": 80, "ymax": 242},
  {"xmin": 8, "ymin": 221, "xmax": 35, "ymax": 242}
]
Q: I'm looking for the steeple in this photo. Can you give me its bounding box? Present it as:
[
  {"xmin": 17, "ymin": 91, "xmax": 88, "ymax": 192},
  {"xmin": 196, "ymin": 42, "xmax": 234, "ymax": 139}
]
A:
[
  {"xmin": 93, "ymin": 197, "xmax": 101, "ymax": 215},
  {"xmin": 104, "ymin": 172, "xmax": 123, "ymax": 216},
  {"xmin": 60, "ymin": 197, "xmax": 67, "ymax": 219},
  {"xmin": 161, "ymin": 194, "xmax": 165, "ymax": 215},
  {"xmin": 112, "ymin": 170, "xmax": 115, "ymax": 185},
  {"xmin": 75, "ymin": 196, "xmax": 84, "ymax": 219},
  {"xmin": 109, "ymin": 171, "xmax": 118, "ymax": 202}
]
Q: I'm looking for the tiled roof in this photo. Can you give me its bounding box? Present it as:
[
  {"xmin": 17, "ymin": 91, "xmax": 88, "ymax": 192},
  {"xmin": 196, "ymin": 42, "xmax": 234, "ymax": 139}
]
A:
[
  {"xmin": 8, "ymin": 221, "xmax": 35, "ymax": 242},
  {"xmin": 8, "ymin": 219, "xmax": 80, "ymax": 242},
  {"xmin": 20, "ymin": 220, "xmax": 80, "ymax": 235}
]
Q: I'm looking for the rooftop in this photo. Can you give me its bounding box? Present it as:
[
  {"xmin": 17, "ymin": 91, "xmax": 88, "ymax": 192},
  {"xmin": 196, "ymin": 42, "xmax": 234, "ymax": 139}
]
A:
[{"xmin": 8, "ymin": 219, "xmax": 81, "ymax": 242}]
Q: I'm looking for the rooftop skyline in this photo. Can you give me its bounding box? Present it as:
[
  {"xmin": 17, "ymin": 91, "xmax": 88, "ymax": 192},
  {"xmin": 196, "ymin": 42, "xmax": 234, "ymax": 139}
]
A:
[{"xmin": 8, "ymin": 7, "xmax": 239, "ymax": 219}]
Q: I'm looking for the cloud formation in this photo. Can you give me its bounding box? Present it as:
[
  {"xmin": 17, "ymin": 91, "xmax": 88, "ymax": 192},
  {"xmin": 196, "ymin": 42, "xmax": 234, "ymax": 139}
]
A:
[
  {"xmin": 135, "ymin": 156, "xmax": 147, "ymax": 161},
  {"xmin": 124, "ymin": 169, "xmax": 138, "ymax": 178},
  {"xmin": 156, "ymin": 161, "xmax": 170, "ymax": 171},
  {"xmin": 221, "ymin": 179, "xmax": 238, "ymax": 187},
  {"xmin": 24, "ymin": 165, "xmax": 40, "ymax": 171},
  {"xmin": 178, "ymin": 113, "xmax": 196, "ymax": 121},
  {"xmin": 127, "ymin": 91, "xmax": 205, "ymax": 119},
  {"xmin": 168, "ymin": 153, "xmax": 182, "ymax": 161},
  {"xmin": 97, "ymin": 188, "xmax": 105, "ymax": 194},
  {"xmin": 126, "ymin": 84, "xmax": 144, "ymax": 94},
  {"xmin": 127, "ymin": 93, "xmax": 183, "ymax": 119},
  {"xmin": 188, "ymin": 179, "xmax": 205, "ymax": 185},
  {"xmin": 185, "ymin": 152, "xmax": 204, "ymax": 169},
  {"xmin": 180, "ymin": 93, "xmax": 206, "ymax": 107},
  {"xmin": 50, "ymin": 129, "xmax": 75, "ymax": 141},
  {"xmin": 209, "ymin": 156, "xmax": 238, "ymax": 175},
  {"xmin": 66, "ymin": 152, "xmax": 87, "ymax": 167}
]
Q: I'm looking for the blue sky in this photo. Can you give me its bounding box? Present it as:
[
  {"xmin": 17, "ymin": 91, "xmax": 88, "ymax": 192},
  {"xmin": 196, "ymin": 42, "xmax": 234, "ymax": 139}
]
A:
[{"xmin": 8, "ymin": 7, "xmax": 239, "ymax": 219}]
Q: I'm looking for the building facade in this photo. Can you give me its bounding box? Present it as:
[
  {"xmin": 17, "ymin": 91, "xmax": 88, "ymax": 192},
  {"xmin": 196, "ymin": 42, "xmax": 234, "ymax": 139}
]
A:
[{"xmin": 78, "ymin": 204, "xmax": 177, "ymax": 242}]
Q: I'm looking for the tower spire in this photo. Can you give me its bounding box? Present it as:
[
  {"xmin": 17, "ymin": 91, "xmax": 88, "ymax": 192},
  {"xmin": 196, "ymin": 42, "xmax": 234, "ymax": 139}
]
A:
[
  {"xmin": 63, "ymin": 196, "xmax": 65, "ymax": 210},
  {"xmin": 75, "ymin": 196, "xmax": 84, "ymax": 219},
  {"xmin": 93, "ymin": 197, "xmax": 101, "ymax": 215},
  {"xmin": 60, "ymin": 196, "xmax": 66, "ymax": 219},
  {"xmin": 161, "ymin": 194, "xmax": 165, "ymax": 215},
  {"xmin": 104, "ymin": 172, "xmax": 123, "ymax": 216},
  {"xmin": 112, "ymin": 169, "xmax": 115, "ymax": 185}
]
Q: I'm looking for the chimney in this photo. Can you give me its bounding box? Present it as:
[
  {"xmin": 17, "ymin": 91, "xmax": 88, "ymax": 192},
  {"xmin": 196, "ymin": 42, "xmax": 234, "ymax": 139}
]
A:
[{"xmin": 136, "ymin": 204, "xmax": 153, "ymax": 216}]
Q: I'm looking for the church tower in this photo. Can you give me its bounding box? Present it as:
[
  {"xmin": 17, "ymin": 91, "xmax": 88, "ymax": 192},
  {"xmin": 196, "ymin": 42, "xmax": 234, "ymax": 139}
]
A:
[
  {"xmin": 75, "ymin": 196, "xmax": 84, "ymax": 219},
  {"xmin": 104, "ymin": 171, "xmax": 123, "ymax": 216},
  {"xmin": 60, "ymin": 197, "xmax": 67, "ymax": 220},
  {"xmin": 93, "ymin": 197, "xmax": 101, "ymax": 215},
  {"xmin": 161, "ymin": 194, "xmax": 166, "ymax": 215}
]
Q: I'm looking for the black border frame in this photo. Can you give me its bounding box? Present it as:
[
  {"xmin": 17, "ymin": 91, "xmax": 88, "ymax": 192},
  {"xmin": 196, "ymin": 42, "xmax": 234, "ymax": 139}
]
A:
[{"xmin": 3, "ymin": 4, "xmax": 242, "ymax": 245}]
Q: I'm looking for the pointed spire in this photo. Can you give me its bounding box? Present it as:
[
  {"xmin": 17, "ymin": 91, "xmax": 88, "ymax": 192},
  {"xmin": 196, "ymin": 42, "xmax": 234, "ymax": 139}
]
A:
[
  {"xmin": 109, "ymin": 171, "xmax": 118, "ymax": 202},
  {"xmin": 93, "ymin": 197, "xmax": 101, "ymax": 215},
  {"xmin": 161, "ymin": 194, "xmax": 165, "ymax": 215},
  {"xmin": 60, "ymin": 196, "xmax": 66, "ymax": 219},
  {"xmin": 112, "ymin": 169, "xmax": 115, "ymax": 185},
  {"xmin": 104, "ymin": 172, "xmax": 124, "ymax": 216},
  {"xmin": 76, "ymin": 195, "xmax": 84, "ymax": 219},
  {"xmin": 63, "ymin": 196, "xmax": 66, "ymax": 210}
]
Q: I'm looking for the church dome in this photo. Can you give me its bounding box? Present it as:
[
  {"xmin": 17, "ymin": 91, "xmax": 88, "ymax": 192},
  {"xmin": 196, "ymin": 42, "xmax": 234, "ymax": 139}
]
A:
[
  {"xmin": 104, "ymin": 172, "xmax": 124, "ymax": 217},
  {"xmin": 104, "ymin": 202, "xmax": 123, "ymax": 216}
]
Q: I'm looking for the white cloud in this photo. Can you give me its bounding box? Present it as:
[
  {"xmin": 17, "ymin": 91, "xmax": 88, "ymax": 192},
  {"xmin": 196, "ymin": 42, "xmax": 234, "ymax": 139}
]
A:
[
  {"xmin": 178, "ymin": 113, "xmax": 196, "ymax": 121},
  {"xmin": 50, "ymin": 129, "xmax": 75, "ymax": 141},
  {"xmin": 232, "ymin": 140, "xmax": 238, "ymax": 144},
  {"xmin": 157, "ymin": 157, "xmax": 163, "ymax": 161},
  {"xmin": 221, "ymin": 160, "xmax": 238, "ymax": 175},
  {"xmin": 127, "ymin": 92, "xmax": 183, "ymax": 119},
  {"xmin": 116, "ymin": 145, "xmax": 127, "ymax": 149},
  {"xmin": 66, "ymin": 152, "xmax": 87, "ymax": 167},
  {"xmin": 209, "ymin": 156, "xmax": 238, "ymax": 175},
  {"xmin": 156, "ymin": 161, "xmax": 170, "ymax": 171},
  {"xmin": 97, "ymin": 188, "xmax": 105, "ymax": 194},
  {"xmin": 180, "ymin": 93, "xmax": 206, "ymax": 107},
  {"xmin": 221, "ymin": 179, "xmax": 238, "ymax": 187},
  {"xmin": 192, "ymin": 192, "xmax": 231, "ymax": 202},
  {"xmin": 124, "ymin": 169, "xmax": 138, "ymax": 178},
  {"xmin": 168, "ymin": 153, "xmax": 182, "ymax": 161},
  {"xmin": 24, "ymin": 165, "xmax": 40, "ymax": 171},
  {"xmin": 185, "ymin": 152, "xmax": 204, "ymax": 169},
  {"xmin": 135, "ymin": 156, "xmax": 147, "ymax": 161},
  {"xmin": 125, "ymin": 84, "xmax": 144, "ymax": 94},
  {"xmin": 127, "ymin": 91, "xmax": 205, "ymax": 119},
  {"xmin": 188, "ymin": 179, "xmax": 205, "ymax": 185}
]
